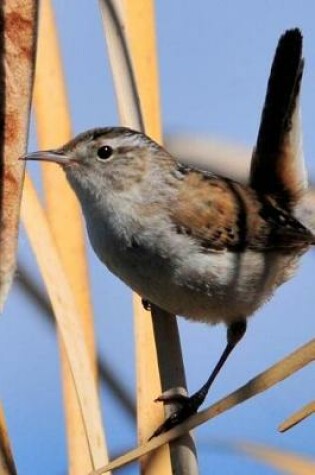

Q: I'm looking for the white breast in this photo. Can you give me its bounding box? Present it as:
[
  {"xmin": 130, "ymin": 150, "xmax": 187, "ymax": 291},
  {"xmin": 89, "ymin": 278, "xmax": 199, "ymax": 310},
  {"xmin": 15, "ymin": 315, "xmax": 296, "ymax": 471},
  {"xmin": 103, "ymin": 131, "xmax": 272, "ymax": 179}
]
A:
[{"xmin": 83, "ymin": 198, "xmax": 304, "ymax": 325}]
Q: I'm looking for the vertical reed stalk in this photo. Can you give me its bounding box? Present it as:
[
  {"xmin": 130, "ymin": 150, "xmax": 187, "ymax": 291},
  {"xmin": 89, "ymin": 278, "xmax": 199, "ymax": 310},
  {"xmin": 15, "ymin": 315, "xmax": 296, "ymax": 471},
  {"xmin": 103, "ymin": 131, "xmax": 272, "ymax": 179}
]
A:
[
  {"xmin": 0, "ymin": 404, "xmax": 17, "ymax": 475},
  {"xmin": 33, "ymin": 1, "xmax": 100, "ymax": 473},
  {"xmin": 21, "ymin": 173, "xmax": 110, "ymax": 471},
  {"xmin": 99, "ymin": 1, "xmax": 198, "ymax": 473},
  {"xmin": 0, "ymin": 0, "xmax": 37, "ymax": 311}
]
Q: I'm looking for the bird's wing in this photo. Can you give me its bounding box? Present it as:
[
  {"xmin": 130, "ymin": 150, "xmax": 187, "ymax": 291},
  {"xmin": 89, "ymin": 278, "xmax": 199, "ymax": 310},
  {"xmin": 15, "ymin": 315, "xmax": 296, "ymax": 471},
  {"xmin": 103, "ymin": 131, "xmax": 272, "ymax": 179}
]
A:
[
  {"xmin": 250, "ymin": 28, "xmax": 306, "ymax": 210},
  {"xmin": 169, "ymin": 170, "xmax": 255, "ymax": 252},
  {"xmin": 169, "ymin": 167, "xmax": 313, "ymax": 253}
]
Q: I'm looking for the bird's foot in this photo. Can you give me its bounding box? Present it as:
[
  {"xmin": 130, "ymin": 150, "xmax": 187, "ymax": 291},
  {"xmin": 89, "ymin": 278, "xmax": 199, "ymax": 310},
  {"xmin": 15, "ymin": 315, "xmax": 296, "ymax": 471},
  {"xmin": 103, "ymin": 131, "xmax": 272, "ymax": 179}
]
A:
[
  {"xmin": 148, "ymin": 320, "xmax": 248, "ymax": 440},
  {"xmin": 149, "ymin": 390, "xmax": 205, "ymax": 440}
]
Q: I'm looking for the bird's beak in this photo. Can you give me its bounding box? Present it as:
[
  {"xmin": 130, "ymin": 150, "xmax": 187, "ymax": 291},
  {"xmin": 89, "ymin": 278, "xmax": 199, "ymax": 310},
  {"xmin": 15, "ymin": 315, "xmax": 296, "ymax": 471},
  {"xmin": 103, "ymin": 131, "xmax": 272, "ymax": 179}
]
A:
[{"xmin": 20, "ymin": 149, "xmax": 72, "ymax": 165}]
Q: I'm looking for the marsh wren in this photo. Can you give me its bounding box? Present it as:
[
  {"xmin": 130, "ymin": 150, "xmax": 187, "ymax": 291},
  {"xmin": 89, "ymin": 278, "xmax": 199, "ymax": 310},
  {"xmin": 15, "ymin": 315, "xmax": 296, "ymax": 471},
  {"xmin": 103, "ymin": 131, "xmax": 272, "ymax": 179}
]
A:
[{"xmin": 23, "ymin": 29, "xmax": 313, "ymax": 437}]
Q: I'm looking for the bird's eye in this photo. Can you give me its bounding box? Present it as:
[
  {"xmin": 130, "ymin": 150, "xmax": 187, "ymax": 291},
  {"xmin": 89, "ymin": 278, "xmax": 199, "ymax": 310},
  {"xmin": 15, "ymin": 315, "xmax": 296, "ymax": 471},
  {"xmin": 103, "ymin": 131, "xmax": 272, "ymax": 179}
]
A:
[{"xmin": 97, "ymin": 145, "xmax": 113, "ymax": 160}]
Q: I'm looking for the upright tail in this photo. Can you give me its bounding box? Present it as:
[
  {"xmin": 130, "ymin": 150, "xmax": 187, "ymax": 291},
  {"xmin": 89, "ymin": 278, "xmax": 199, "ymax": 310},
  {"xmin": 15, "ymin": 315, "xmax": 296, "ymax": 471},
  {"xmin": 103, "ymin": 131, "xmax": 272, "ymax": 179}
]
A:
[{"xmin": 250, "ymin": 29, "xmax": 306, "ymax": 210}]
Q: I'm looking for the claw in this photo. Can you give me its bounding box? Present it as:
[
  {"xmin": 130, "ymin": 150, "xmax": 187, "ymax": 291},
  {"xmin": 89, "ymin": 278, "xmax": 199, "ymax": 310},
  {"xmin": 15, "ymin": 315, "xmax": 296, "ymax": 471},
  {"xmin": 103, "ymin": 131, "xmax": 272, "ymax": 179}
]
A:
[
  {"xmin": 141, "ymin": 298, "xmax": 151, "ymax": 311},
  {"xmin": 149, "ymin": 395, "xmax": 200, "ymax": 440},
  {"xmin": 154, "ymin": 393, "xmax": 190, "ymax": 405},
  {"xmin": 149, "ymin": 320, "xmax": 247, "ymax": 440},
  {"xmin": 148, "ymin": 409, "xmax": 191, "ymax": 440}
]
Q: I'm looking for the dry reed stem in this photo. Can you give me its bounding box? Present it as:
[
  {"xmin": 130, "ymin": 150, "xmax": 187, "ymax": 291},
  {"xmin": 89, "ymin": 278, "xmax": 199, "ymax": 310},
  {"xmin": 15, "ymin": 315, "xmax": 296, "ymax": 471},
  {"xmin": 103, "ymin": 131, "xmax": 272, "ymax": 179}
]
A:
[
  {"xmin": 21, "ymin": 173, "xmax": 109, "ymax": 471},
  {"xmin": 235, "ymin": 442, "xmax": 315, "ymax": 475},
  {"xmin": 16, "ymin": 262, "xmax": 136, "ymax": 419},
  {"xmin": 195, "ymin": 439, "xmax": 315, "ymax": 475},
  {"xmin": 165, "ymin": 134, "xmax": 251, "ymax": 184},
  {"xmin": 0, "ymin": 0, "xmax": 37, "ymax": 311},
  {"xmin": 122, "ymin": 0, "xmax": 161, "ymax": 136},
  {"xmin": 279, "ymin": 400, "xmax": 315, "ymax": 433},
  {"xmin": 99, "ymin": 0, "xmax": 143, "ymax": 130},
  {"xmin": 90, "ymin": 338, "xmax": 315, "ymax": 474},
  {"xmin": 99, "ymin": 1, "xmax": 197, "ymax": 473},
  {"xmin": 0, "ymin": 404, "xmax": 17, "ymax": 475},
  {"xmin": 99, "ymin": 3, "xmax": 170, "ymax": 472},
  {"xmin": 33, "ymin": 1, "xmax": 100, "ymax": 472}
]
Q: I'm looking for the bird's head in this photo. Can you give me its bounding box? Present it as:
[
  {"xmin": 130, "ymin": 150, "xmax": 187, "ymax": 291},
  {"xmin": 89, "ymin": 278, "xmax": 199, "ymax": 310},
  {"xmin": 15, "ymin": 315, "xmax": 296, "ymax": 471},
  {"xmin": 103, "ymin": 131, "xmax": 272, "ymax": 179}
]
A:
[{"xmin": 22, "ymin": 127, "xmax": 170, "ymax": 200}]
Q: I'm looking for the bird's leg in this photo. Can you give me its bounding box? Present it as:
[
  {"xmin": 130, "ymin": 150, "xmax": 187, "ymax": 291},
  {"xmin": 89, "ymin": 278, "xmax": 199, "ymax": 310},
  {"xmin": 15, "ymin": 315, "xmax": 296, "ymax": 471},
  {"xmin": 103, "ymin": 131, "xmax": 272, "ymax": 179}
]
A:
[{"xmin": 149, "ymin": 319, "xmax": 247, "ymax": 439}]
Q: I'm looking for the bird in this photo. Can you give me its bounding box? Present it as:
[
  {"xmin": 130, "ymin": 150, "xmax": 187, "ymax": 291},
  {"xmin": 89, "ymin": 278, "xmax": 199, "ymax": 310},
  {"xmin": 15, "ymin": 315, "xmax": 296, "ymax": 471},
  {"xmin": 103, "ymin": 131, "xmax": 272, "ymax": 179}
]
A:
[{"xmin": 22, "ymin": 28, "xmax": 313, "ymax": 437}]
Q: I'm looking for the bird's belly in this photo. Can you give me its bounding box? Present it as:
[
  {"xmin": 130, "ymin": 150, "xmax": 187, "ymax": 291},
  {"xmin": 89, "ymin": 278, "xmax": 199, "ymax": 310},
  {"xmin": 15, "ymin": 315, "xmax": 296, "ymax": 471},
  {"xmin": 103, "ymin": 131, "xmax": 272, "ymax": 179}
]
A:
[
  {"xmin": 171, "ymin": 249, "xmax": 302, "ymax": 323},
  {"xmin": 126, "ymin": 250, "xmax": 301, "ymax": 324},
  {"xmin": 89, "ymin": 222, "xmax": 304, "ymax": 324}
]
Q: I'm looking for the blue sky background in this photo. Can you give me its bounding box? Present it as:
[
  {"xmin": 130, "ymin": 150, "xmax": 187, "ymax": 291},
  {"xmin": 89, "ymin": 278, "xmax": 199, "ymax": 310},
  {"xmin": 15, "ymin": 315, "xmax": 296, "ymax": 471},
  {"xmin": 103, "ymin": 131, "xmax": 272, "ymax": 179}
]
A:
[{"xmin": 1, "ymin": 1, "xmax": 315, "ymax": 474}]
